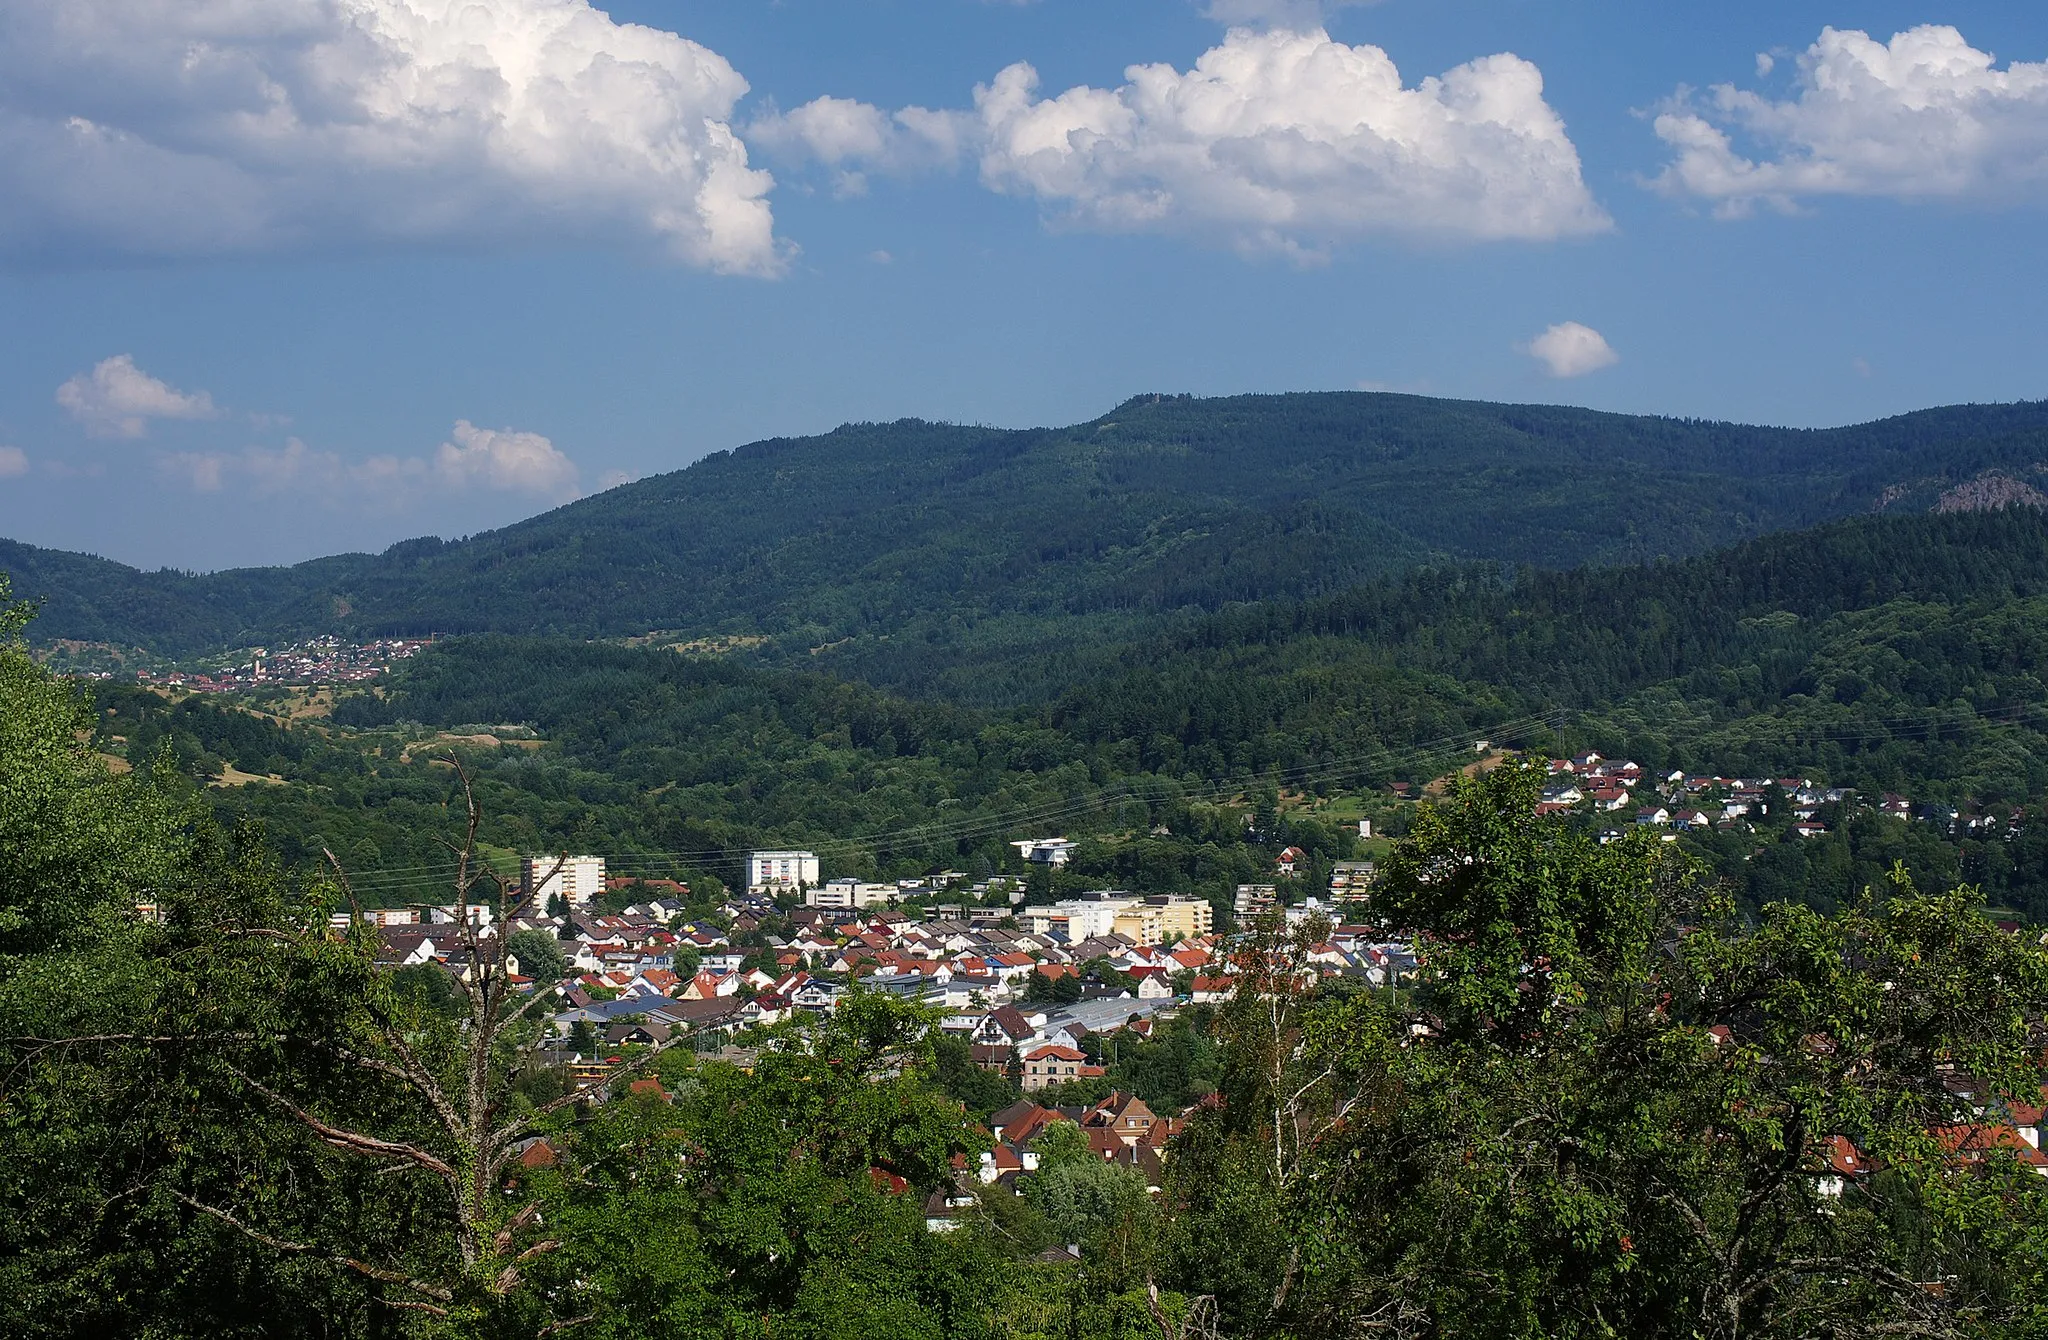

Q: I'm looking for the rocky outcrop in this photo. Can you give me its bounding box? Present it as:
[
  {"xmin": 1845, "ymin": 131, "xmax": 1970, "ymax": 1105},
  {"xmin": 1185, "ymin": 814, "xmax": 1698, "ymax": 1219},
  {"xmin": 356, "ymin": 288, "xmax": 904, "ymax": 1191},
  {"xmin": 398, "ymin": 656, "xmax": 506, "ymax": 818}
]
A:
[{"xmin": 1932, "ymin": 472, "xmax": 2048, "ymax": 515}]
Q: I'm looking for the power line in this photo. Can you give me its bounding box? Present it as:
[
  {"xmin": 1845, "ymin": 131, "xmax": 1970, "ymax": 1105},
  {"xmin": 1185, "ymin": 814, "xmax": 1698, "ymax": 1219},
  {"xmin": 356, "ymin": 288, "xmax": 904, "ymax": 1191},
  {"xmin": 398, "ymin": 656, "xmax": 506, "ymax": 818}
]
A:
[
  {"xmin": 324, "ymin": 698, "xmax": 2048, "ymax": 898},
  {"xmin": 335, "ymin": 712, "xmax": 1565, "ymax": 897}
]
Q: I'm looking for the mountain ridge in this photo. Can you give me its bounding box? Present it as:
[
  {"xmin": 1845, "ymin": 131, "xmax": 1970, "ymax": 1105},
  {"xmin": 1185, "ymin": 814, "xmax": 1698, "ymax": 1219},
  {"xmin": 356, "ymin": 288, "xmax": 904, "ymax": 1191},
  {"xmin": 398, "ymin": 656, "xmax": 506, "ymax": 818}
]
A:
[{"xmin": 6, "ymin": 390, "xmax": 2048, "ymax": 656}]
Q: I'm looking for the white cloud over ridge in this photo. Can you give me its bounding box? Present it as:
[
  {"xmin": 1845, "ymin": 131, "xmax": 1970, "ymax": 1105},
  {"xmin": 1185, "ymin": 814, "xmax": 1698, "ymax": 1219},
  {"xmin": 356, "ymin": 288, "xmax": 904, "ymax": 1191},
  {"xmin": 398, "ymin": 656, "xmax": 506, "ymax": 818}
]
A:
[
  {"xmin": 165, "ymin": 420, "xmax": 581, "ymax": 507},
  {"xmin": 0, "ymin": 0, "xmax": 779, "ymax": 272},
  {"xmin": 1652, "ymin": 25, "xmax": 2048, "ymax": 214},
  {"xmin": 756, "ymin": 27, "xmax": 1607, "ymax": 257},
  {"xmin": 434, "ymin": 420, "xmax": 580, "ymax": 497},
  {"xmin": 1523, "ymin": 322, "xmax": 1617, "ymax": 378},
  {"xmin": 57, "ymin": 355, "xmax": 219, "ymax": 438}
]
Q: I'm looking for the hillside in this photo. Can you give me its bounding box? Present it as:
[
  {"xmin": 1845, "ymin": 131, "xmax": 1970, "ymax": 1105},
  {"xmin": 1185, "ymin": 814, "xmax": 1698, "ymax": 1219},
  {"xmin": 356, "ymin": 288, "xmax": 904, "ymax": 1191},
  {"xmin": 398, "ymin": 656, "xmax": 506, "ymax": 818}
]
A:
[
  {"xmin": 98, "ymin": 508, "xmax": 2048, "ymax": 922},
  {"xmin": 9, "ymin": 392, "xmax": 2048, "ymax": 657}
]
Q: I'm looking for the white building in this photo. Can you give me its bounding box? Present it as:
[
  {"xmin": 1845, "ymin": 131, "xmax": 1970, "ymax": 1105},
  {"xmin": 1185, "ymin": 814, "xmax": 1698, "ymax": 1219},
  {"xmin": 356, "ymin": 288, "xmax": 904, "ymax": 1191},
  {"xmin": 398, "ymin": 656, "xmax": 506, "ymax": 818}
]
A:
[
  {"xmin": 746, "ymin": 850, "xmax": 820, "ymax": 893},
  {"xmin": 1011, "ymin": 838, "xmax": 1078, "ymax": 868},
  {"xmin": 1024, "ymin": 894, "xmax": 1131, "ymax": 941},
  {"xmin": 522, "ymin": 855, "xmax": 607, "ymax": 907},
  {"xmin": 807, "ymin": 878, "xmax": 897, "ymax": 910}
]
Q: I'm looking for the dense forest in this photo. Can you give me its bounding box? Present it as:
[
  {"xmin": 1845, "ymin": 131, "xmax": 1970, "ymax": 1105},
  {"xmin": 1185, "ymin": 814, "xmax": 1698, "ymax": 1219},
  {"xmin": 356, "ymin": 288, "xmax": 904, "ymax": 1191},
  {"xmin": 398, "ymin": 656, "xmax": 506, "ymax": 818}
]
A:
[
  {"xmin": 8, "ymin": 392, "xmax": 2048, "ymax": 657},
  {"xmin": 55, "ymin": 507, "xmax": 2048, "ymax": 923},
  {"xmin": 6, "ymin": 587, "xmax": 2047, "ymax": 1338}
]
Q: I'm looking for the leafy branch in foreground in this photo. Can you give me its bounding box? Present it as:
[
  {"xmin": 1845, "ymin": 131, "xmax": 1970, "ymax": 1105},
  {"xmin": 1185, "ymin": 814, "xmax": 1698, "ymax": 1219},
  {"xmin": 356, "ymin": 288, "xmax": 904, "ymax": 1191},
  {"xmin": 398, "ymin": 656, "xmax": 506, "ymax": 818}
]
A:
[{"xmin": 1166, "ymin": 762, "xmax": 2048, "ymax": 1340}]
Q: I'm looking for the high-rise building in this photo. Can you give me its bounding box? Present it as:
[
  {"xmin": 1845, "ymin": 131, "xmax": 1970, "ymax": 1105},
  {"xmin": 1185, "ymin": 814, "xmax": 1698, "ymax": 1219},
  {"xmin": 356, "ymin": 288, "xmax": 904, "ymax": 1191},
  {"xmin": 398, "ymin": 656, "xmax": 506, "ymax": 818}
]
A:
[
  {"xmin": 1144, "ymin": 894, "xmax": 1213, "ymax": 942},
  {"xmin": 745, "ymin": 850, "xmax": 820, "ymax": 893},
  {"xmin": 522, "ymin": 854, "xmax": 606, "ymax": 907}
]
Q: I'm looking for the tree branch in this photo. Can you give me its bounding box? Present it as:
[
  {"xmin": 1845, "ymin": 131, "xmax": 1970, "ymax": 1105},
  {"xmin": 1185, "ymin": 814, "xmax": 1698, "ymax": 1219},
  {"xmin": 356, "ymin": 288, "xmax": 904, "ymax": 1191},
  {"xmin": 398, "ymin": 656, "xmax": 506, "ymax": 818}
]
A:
[
  {"xmin": 172, "ymin": 1191, "xmax": 454, "ymax": 1305},
  {"xmin": 229, "ymin": 1066, "xmax": 461, "ymax": 1188}
]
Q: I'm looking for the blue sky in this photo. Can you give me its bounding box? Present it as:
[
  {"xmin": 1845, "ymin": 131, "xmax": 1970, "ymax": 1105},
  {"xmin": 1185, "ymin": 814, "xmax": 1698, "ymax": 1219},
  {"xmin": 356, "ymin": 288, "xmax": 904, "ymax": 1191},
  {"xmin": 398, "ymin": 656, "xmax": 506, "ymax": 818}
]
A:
[{"xmin": 1, "ymin": 0, "xmax": 2045, "ymax": 570}]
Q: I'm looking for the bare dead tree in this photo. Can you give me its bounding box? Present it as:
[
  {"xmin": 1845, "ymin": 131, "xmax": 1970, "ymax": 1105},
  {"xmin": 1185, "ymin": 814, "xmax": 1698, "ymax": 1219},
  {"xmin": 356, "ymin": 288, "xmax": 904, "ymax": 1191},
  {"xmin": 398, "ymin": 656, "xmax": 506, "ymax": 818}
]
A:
[
  {"xmin": 1145, "ymin": 1282, "xmax": 1225, "ymax": 1340},
  {"xmin": 174, "ymin": 755, "xmax": 700, "ymax": 1328},
  {"xmin": 1213, "ymin": 907, "xmax": 1346, "ymax": 1322}
]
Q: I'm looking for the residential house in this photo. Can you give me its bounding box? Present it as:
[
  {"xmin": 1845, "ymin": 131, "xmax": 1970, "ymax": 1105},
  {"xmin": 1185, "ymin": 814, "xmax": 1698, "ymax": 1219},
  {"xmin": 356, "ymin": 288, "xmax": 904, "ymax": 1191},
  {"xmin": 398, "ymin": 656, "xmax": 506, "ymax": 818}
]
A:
[{"xmin": 1021, "ymin": 1044, "xmax": 1103, "ymax": 1092}]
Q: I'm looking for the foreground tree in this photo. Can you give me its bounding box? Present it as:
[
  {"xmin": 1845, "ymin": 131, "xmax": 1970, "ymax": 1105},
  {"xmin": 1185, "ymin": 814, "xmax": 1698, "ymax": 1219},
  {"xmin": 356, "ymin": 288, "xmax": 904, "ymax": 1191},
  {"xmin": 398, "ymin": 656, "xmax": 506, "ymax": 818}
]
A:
[
  {"xmin": 1167, "ymin": 762, "xmax": 2048, "ymax": 1339},
  {"xmin": 0, "ymin": 594, "xmax": 990, "ymax": 1338}
]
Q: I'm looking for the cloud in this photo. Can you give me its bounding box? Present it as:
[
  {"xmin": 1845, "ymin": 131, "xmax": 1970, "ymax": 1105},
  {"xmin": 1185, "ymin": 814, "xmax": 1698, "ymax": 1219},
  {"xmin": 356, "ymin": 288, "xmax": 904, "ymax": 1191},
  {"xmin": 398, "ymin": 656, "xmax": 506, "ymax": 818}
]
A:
[
  {"xmin": 763, "ymin": 27, "xmax": 1606, "ymax": 257},
  {"xmin": 0, "ymin": 446, "xmax": 27, "ymax": 478},
  {"xmin": 0, "ymin": 0, "xmax": 781, "ymax": 273},
  {"xmin": 433, "ymin": 421, "xmax": 580, "ymax": 498},
  {"xmin": 1200, "ymin": 0, "xmax": 1378, "ymax": 29},
  {"xmin": 162, "ymin": 421, "xmax": 580, "ymax": 507},
  {"xmin": 747, "ymin": 96, "xmax": 965, "ymax": 197},
  {"xmin": 1651, "ymin": 26, "xmax": 2048, "ymax": 214},
  {"xmin": 1523, "ymin": 322, "xmax": 1618, "ymax": 378},
  {"xmin": 56, "ymin": 355, "xmax": 219, "ymax": 438}
]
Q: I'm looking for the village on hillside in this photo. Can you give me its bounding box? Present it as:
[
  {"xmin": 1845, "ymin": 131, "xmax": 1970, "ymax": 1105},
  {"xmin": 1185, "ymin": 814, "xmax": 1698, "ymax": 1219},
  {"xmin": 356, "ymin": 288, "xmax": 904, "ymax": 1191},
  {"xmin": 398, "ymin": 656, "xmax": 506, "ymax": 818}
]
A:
[
  {"xmin": 351, "ymin": 840, "xmax": 1429, "ymax": 1227},
  {"xmin": 352, "ymin": 773, "xmax": 2048, "ymax": 1231},
  {"xmin": 1536, "ymin": 749, "xmax": 2020, "ymax": 843}
]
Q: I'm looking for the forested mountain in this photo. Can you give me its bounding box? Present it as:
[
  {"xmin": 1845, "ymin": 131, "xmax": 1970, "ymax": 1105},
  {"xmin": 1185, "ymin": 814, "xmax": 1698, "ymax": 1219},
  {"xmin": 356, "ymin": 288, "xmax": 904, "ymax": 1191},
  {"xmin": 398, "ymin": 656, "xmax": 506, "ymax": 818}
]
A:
[
  {"xmin": 10, "ymin": 430, "xmax": 2048, "ymax": 1338},
  {"xmin": 10, "ymin": 392, "xmax": 2048, "ymax": 655},
  {"xmin": 80, "ymin": 507, "xmax": 2048, "ymax": 921}
]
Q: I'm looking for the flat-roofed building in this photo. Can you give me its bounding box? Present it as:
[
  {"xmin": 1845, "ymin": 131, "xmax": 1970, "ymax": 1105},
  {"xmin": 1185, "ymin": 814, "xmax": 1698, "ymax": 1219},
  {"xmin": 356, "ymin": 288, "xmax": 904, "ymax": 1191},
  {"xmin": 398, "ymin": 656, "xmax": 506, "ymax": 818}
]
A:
[
  {"xmin": 746, "ymin": 850, "xmax": 819, "ymax": 894},
  {"xmin": 522, "ymin": 855, "xmax": 606, "ymax": 906},
  {"xmin": 1144, "ymin": 894, "xmax": 1213, "ymax": 942},
  {"xmin": 807, "ymin": 878, "xmax": 896, "ymax": 909}
]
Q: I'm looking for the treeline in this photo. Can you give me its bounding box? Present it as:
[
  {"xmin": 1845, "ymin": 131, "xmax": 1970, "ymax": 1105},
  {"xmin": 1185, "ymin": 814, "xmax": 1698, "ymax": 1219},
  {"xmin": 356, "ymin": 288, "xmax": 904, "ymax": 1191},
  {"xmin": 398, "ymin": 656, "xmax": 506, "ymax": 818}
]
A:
[
  {"xmin": 1173, "ymin": 508, "xmax": 2048, "ymax": 699},
  {"xmin": 93, "ymin": 683, "xmax": 308, "ymax": 779},
  {"xmin": 146, "ymin": 636, "xmax": 1358, "ymax": 906}
]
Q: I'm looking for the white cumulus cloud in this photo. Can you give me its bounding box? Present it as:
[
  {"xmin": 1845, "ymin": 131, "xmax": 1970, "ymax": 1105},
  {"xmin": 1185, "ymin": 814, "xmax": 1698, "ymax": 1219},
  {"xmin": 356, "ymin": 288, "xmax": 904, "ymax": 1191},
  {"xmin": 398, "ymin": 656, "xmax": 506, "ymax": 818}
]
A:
[
  {"xmin": 1201, "ymin": 0, "xmax": 1378, "ymax": 29},
  {"xmin": 759, "ymin": 27, "xmax": 1606, "ymax": 257},
  {"xmin": 0, "ymin": 0, "xmax": 781, "ymax": 272},
  {"xmin": 747, "ymin": 96, "xmax": 965, "ymax": 198},
  {"xmin": 1523, "ymin": 322, "xmax": 1618, "ymax": 378},
  {"xmin": 1652, "ymin": 25, "xmax": 2048, "ymax": 214},
  {"xmin": 163, "ymin": 421, "xmax": 580, "ymax": 507},
  {"xmin": 56, "ymin": 355, "xmax": 219, "ymax": 438},
  {"xmin": 433, "ymin": 420, "xmax": 579, "ymax": 498},
  {"xmin": 0, "ymin": 446, "xmax": 28, "ymax": 478}
]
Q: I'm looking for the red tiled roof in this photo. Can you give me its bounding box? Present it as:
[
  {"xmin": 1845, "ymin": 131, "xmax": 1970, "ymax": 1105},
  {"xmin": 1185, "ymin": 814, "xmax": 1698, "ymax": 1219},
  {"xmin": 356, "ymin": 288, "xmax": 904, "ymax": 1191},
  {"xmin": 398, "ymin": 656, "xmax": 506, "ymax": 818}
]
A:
[{"xmin": 1933, "ymin": 1124, "xmax": 2048, "ymax": 1168}]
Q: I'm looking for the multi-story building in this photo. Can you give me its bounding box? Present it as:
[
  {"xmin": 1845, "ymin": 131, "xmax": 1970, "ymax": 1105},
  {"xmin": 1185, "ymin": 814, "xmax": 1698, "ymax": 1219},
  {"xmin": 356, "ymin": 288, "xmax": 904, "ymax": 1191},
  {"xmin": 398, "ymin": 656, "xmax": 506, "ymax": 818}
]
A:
[
  {"xmin": 522, "ymin": 855, "xmax": 607, "ymax": 907},
  {"xmin": 806, "ymin": 878, "xmax": 897, "ymax": 909},
  {"xmin": 1021, "ymin": 1044, "xmax": 1097, "ymax": 1092},
  {"xmin": 1025, "ymin": 893, "xmax": 1129, "ymax": 942},
  {"xmin": 1112, "ymin": 902, "xmax": 1164, "ymax": 946},
  {"xmin": 1234, "ymin": 884, "xmax": 1278, "ymax": 920},
  {"xmin": 745, "ymin": 850, "xmax": 820, "ymax": 894},
  {"xmin": 1143, "ymin": 894, "xmax": 1213, "ymax": 942},
  {"xmin": 1010, "ymin": 837, "xmax": 1078, "ymax": 868}
]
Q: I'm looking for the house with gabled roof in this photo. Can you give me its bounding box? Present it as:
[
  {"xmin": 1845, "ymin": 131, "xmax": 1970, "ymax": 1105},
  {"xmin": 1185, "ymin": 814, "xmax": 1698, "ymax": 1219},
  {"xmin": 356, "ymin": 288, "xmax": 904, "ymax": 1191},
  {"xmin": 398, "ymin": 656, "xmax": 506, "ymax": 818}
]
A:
[
  {"xmin": 973, "ymin": 1004, "xmax": 1041, "ymax": 1049},
  {"xmin": 1021, "ymin": 1044, "xmax": 1101, "ymax": 1091}
]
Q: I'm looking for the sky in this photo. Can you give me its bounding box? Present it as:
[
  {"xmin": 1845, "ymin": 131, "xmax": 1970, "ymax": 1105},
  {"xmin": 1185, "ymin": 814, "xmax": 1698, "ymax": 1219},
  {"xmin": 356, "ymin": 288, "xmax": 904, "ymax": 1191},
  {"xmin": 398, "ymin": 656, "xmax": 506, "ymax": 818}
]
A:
[{"xmin": 1, "ymin": 0, "xmax": 2046, "ymax": 571}]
